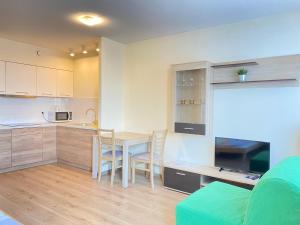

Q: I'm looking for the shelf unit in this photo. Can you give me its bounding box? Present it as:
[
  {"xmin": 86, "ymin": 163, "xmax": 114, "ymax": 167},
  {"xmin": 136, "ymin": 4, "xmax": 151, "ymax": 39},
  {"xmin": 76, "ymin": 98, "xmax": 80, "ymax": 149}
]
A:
[
  {"xmin": 170, "ymin": 61, "xmax": 212, "ymax": 135},
  {"xmin": 164, "ymin": 161, "xmax": 258, "ymax": 193},
  {"xmin": 212, "ymin": 78, "xmax": 299, "ymax": 89},
  {"xmin": 211, "ymin": 55, "xmax": 300, "ymax": 88},
  {"xmin": 211, "ymin": 61, "xmax": 258, "ymax": 69}
]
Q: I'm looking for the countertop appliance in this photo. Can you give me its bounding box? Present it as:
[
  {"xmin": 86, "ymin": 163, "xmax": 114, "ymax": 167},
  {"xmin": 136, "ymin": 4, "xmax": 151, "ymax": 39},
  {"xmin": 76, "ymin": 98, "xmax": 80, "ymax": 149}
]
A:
[{"xmin": 47, "ymin": 111, "xmax": 72, "ymax": 122}]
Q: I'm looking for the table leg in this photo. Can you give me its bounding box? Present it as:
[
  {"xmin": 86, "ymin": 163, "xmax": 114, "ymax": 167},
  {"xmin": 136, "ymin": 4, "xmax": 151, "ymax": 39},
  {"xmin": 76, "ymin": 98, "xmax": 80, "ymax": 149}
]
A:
[
  {"xmin": 122, "ymin": 144, "xmax": 129, "ymax": 188},
  {"xmin": 92, "ymin": 136, "xmax": 99, "ymax": 179}
]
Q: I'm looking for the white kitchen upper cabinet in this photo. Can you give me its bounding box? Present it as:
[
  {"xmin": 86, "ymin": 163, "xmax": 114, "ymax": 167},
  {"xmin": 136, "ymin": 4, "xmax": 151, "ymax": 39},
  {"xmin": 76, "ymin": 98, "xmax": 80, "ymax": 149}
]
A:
[
  {"xmin": 6, "ymin": 62, "xmax": 37, "ymax": 96},
  {"xmin": 0, "ymin": 61, "xmax": 5, "ymax": 94},
  {"xmin": 37, "ymin": 67, "xmax": 57, "ymax": 97},
  {"xmin": 57, "ymin": 70, "xmax": 73, "ymax": 97}
]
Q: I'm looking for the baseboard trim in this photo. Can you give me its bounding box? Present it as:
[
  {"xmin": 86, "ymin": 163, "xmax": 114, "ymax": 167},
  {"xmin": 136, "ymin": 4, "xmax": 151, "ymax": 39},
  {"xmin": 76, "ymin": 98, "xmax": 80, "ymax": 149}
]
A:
[
  {"xmin": 57, "ymin": 159, "xmax": 92, "ymax": 171},
  {"xmin": 0, "ymin": 160, "xmax": 57, "ymax": 174}
]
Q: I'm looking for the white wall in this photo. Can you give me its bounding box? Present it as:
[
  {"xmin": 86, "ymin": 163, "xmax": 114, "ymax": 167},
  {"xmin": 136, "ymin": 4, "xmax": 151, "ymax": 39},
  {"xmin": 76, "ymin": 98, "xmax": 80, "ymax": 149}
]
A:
[
  {"xmin": 99, "ymin": 37, "xmax": 125, "ymax": 130},
  {"xmin": 124, "ymin": 12, "xmax": 300, "ymax": 166},
  {"xmin": 0, "ymin": 38, "xmax": 101, "ymax": 125},
  {"xmin": 0, "ymin": 38, "xmax": 74, "ymax": 124},
  {"xmin": 0, "ymin": 38, "xmax": 73, "ymax": 70}
]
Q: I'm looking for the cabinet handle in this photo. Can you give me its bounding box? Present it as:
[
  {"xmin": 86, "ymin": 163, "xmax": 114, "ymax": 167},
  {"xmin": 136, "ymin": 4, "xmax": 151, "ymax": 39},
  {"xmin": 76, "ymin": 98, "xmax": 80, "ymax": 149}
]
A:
[
  {"xmin": 60, "ymin": 93, "xmax": 71, "ymax": 97},
  {"xmin": 184, "ymin": 127, "xmax": 194, "ymax": 130},
  {"xmin": 42, "ymin": 93, "xmax": 53, "ymax": 96},
  {"xmin": 15, "ymin": 91, "xmax": 29, "ymax": 94},
  {"xmin": 176, "ymin": 172, "xmax": 186, "ymax": 176}
]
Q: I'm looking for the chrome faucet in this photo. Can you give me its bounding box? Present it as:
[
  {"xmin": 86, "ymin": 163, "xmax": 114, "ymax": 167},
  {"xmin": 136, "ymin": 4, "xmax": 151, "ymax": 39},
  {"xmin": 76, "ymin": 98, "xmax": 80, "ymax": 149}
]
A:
[{"xmin": 85, "ymin": 108, "xmax": 97, "ymax": 125}]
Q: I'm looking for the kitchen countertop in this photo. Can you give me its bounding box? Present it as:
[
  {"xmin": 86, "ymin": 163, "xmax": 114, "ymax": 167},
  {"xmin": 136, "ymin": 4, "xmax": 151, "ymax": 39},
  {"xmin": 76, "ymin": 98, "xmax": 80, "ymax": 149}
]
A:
[{"xmin": 0, "ymin": 122, "xmax": 98, "ymax": 131}]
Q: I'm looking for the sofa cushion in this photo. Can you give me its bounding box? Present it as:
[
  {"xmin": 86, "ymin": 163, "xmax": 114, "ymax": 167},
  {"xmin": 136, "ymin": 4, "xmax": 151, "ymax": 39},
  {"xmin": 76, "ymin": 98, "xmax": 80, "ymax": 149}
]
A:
[
  {"xmin": 0, "ymin": 211, "xmax": 20, "ymax": 225},
  {"xmin": 176, "ymin": 181, "xmax": 250, "ymax": 225},
  {"xmin": 244, "ymin": 156, "xmax": 300, "ymax": 225}
]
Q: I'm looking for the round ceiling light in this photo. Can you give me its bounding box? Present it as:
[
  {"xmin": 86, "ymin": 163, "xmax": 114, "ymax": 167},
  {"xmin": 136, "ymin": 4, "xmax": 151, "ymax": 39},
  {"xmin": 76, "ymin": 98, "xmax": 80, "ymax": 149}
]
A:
[{"xmin": 78, "ymin": 14, "xmax": 104, "ymax": 26}]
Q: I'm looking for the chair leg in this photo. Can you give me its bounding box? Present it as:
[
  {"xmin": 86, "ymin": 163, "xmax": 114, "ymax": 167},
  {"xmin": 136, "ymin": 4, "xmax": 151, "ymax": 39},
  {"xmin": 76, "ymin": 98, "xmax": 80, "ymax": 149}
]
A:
[
  {"xmin": 98, "ymin": 159, "xmax": 102, "ymax": 182},
  {"xmin": 145, "ymin": 164, "xmax": 149, "ymax": 178},
  {"xmin": 150, "ymin": 164, "xmax": 154, "ymax": 190},
  {"xmin": 128, "ymin": 157, "xmax": 131, "ymax": 181},
  {"xmin": 111, "ymin": 160, "xmax": 115, "ymax": 186},
  {"xmin": 160, "ymin": 166, "xmax": 164, "ymax": 183},
  {"xmin": 132, "ymin": 160, "xmax": 136, "ymax": 184}
]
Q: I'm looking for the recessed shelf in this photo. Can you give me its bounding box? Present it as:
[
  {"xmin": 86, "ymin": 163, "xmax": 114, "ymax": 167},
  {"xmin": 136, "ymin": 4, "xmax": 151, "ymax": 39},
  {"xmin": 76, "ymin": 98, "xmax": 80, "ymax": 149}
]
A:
[
  {"xmin": 211, "ymin": 62, "xmax": 258, "ymax": 69},
  {"xmin": 176, "ymin": 103, "xmax": 204, "ymax": 106}
]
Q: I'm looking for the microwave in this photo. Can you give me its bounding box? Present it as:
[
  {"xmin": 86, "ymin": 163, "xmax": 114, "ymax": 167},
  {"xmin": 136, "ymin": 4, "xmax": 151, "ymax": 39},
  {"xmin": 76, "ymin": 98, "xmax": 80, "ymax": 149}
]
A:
[{"xmin": 47, "ymin": 111, "xmax": 72, "ymax": 122}]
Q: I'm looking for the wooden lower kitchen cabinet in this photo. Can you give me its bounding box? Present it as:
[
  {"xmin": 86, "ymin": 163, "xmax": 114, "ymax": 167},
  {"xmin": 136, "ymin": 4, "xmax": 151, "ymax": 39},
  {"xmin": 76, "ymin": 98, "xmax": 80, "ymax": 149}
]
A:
[
  {"xmin": 0, "ymin": 130, "xmax": 12, "ymax": 169},
  {"xmin": 43, "ymin": 127, "xmax": 57, "ymax": 161},
  {"xmin": 57, "ymin": 126, "xmax": 96, "ymax": 170},
  {"xmin": 12, "ymin": 128, "xmax": 43, "ymax": 167}
]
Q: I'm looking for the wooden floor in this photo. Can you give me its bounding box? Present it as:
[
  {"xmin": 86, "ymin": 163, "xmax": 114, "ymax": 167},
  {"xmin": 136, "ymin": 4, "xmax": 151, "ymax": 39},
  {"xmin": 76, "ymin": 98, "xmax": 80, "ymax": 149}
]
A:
[{"xmin": 0, "ymin": 164, "xmax": 186, "ymax": 225}]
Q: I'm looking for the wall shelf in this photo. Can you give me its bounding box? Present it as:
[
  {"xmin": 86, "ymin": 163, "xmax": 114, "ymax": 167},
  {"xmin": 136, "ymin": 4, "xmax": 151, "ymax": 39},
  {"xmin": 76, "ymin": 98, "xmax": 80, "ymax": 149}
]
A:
[
  {"xmin": 211, "ymin": 55, "xmax": 300, "ymax": 88},
  {"xmin": 212, "ymin": 78, "xmax": 299, "ymax": 89},
  {"xmin": 211, "ymin": 61, "xmax": 258, "ymax": 69}
]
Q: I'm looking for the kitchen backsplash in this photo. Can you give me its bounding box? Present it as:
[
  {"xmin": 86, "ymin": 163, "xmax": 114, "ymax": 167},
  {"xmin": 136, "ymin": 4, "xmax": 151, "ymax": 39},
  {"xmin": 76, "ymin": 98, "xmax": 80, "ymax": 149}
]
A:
[{"xmin": 0, "ymin": 96, "xmax": 98, "ymax": 124}]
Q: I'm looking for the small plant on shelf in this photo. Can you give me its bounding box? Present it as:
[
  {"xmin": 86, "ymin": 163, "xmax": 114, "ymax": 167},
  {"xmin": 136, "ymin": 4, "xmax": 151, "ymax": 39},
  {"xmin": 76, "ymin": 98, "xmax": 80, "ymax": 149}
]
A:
[{"xmin": 237, "ymin": 68, "xmax": 248, "ymax": 82}]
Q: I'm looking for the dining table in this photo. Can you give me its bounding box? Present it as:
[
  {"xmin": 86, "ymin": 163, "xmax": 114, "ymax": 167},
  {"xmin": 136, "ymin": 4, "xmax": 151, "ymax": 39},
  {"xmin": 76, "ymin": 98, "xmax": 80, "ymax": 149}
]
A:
[{"xmin": 92, "ymin": 131, "xmax": 152, "ymax": 188}]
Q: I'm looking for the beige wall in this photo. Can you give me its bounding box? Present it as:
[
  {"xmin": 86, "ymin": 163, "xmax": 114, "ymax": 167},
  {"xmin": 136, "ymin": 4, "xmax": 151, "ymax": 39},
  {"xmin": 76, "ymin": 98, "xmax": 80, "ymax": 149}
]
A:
[
  {"xmin": 74, "ymin": 56, "xmax": 99, "ymax": 99},
  {"xmin": 99, "ymin": 37, "xmax": 125, "ymax": 130},
  {"xmin": 124, "ymin": 12, "xmax": 300, "ymax": 165}
]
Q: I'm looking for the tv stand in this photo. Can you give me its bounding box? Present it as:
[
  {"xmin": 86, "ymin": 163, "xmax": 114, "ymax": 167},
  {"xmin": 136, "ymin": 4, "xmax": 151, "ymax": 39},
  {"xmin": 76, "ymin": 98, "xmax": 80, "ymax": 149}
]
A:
[{"xmin": 164, "ymin": 161, "xmax": 259, "ymax": 194}]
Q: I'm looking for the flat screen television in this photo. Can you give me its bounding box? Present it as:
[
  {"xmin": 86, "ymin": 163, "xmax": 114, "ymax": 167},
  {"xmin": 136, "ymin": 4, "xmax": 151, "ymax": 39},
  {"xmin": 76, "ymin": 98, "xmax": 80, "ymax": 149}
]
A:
[{"xmin": 215, "ymin": 137, "xmax": 270, "ymax": 174}]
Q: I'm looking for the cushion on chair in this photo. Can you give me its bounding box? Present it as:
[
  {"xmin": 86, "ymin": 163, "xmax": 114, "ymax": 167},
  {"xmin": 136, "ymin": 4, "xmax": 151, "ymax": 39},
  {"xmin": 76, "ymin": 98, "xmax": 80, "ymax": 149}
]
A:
[
  {"xmin": 0, "ymin": 211, "xmax": 20, "ymax": 225},
  {"xmin": 176, "ymin": 182, "xmax": 250, "ymax": 225},
  {"xmin": 103, "ymin": 150, "xmax": 123, "ymax": 158},
  {"xmin": 132, "ymin": 152, "xmax": 150, "ymax": 161},
  {"xmin": 132, "ymin": 152, "xmax": 160, "ymax": 163}
]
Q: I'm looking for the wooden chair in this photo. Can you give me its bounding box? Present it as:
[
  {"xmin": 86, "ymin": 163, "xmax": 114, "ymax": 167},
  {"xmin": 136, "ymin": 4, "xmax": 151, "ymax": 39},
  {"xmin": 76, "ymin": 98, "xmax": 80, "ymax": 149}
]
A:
[
  {"xmin": 97, "ymin": 129, "xmax": 123, "ymax": 186},
  {"xmin": 131, "ymin": 129, "xmax": 168, "ymax": 189}
]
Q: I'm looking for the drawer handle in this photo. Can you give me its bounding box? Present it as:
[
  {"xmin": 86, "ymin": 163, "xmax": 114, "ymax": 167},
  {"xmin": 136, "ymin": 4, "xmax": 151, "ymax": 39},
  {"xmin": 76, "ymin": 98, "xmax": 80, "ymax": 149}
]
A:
[
  {"xmin": 60, "ymin": 93, "xmax": 71, "ymax": 97},
  {"xmin": 16, "ymin": 91, "xmax": 29, "ymax": 94},
  {"xmin": 184, "ymin": 127, "xmax": 194, "ymax": 130},
  {"xmin": 42, "ymin": 92, "xmax": 53, "ymax": 96},
  {"xmin": 176, "ymin": 172, "xmax": 186, "ymax": 176}
]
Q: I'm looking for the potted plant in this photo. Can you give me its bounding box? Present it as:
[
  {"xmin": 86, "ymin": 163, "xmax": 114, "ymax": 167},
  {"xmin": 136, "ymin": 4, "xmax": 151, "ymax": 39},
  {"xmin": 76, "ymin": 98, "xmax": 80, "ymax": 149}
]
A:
[{"xmin": 237, "ymin": 68, "xmax": 248, "ymax": 82}]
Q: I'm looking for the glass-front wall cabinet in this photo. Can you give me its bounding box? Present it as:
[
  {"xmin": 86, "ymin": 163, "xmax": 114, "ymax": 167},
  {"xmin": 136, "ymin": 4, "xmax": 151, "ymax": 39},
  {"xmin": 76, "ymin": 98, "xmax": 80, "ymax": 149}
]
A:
[{"xmin": 174, "ymin": 68, "xmax": 208, "ymax": 135}]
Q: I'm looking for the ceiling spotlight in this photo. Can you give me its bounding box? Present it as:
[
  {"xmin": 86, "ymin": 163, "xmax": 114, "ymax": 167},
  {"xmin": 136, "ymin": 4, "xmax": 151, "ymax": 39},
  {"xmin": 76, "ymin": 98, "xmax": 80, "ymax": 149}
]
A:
[
  {"xmin": 81, "ymin": 46, "xmax": 88, "ymax": 54},
  {"xmin": 69, "ymin": 49, "xmax": 75, "ymax": 57},
  {"xmin": 95, "ymin": 43, "xmax": 100, "ymax": 52},
  {"xmin": 78, "ymin": 14, "xmax": 103, "ymax": 26}
]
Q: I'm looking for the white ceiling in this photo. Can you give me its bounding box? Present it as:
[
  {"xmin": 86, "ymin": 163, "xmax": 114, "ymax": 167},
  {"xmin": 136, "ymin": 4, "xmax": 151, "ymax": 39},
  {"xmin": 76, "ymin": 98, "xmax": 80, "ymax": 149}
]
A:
[{"xmin": 0, "ymin": 0, "xmax": 300, "ymax": 52}]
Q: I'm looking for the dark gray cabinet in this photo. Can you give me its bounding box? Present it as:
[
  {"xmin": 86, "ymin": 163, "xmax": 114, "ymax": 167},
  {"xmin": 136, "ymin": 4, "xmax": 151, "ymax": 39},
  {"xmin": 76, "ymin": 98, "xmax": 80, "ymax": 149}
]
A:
[
  {"xmin": 174, "ymin": 122, "xmax": 205, "ymax": 135},
  {"xmin": 164, "ymin": 167, "xmax": 201, "ymax": 193}
]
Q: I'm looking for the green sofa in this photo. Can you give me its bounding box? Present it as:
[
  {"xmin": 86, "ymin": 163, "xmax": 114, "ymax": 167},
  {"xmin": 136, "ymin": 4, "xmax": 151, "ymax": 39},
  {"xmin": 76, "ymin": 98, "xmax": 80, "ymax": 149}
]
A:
[{"xmin": 176, "ymin": 156, "xmax": 300, "ymax": 225}]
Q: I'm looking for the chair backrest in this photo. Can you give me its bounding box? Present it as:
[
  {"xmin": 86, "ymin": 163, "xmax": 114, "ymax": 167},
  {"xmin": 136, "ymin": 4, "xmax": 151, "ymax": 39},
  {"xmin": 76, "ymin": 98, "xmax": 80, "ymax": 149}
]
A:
[
  {"xmin": 244, "ymin": 156, "xmax": 300, "ymax": 225},
  {"xmin": 150, "ymin": 129, "xmax": 168, "ymax": 165},
  {"xmin": 98, "ymin": 129, "xmax": 116, "ymax": 159}
]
